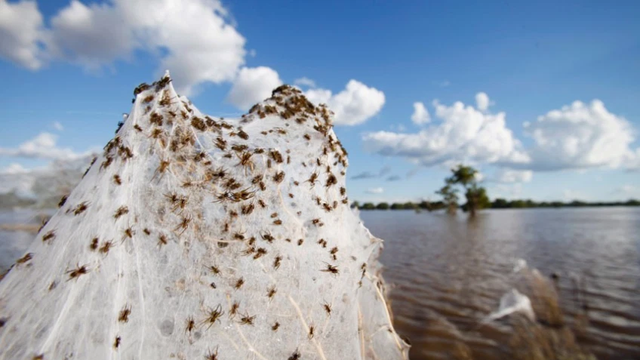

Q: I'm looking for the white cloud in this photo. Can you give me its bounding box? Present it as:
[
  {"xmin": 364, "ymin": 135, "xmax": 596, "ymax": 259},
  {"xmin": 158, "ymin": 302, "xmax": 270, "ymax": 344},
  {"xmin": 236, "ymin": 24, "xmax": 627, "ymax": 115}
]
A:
[
  {"xmin": 1, "ymin": 0, "xmax": 247, "ymax": 95},
  {"xmin": 0, "ymin": 0, "xmax": 45, "ymax": 70},
  {"xmin": 525, "ymin": 100, "xmax": 638, "ymax": 171},
  {"xmin": 363, "ymin": 95, "xmax": 528, "ymax": 167},
  {"xmin": 494, "ymin": 169, "xmax": 533, "ymax": 183},
  {"xmin": 0, "ymin": 132, "xmax": 94, "ymax": 161},
  {"xmin": 52, "ymin": 121, "xmax": 64, "ymax": 131},
  {"xmin": 227, "ymin": 66, "xmax": 282, "ymax": 110},
  {"xmin": 365, "ymin": 94, "xmax": 640, "ymax": 175},
  {"xmin": 366, "ymin": 187, "xmax": 384, "ymax": 194},
  {"xmin": 294, "ymin": 77, "xmax": 316, "ymax": 88},
  {"xmin": 475, "ymin": 92, "xmax": 490, "ymax": 111},
  {"xmin": 305, "ymin": 80, "xmax": 385, "ymax": 126},
  {"xmin": 0, "ymin": 163, "xmax": 28, "ymax": 175},
  {"xmin": 411, "ymin": 102, "xmax": 430, "ymax": 125}
]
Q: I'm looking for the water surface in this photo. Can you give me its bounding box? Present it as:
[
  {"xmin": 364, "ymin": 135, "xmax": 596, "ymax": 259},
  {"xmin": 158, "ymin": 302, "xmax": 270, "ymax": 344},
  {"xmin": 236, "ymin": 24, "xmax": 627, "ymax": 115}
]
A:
[{"xmin": 361, "ymin": 208, "xmax": 640, "ymax": 360}]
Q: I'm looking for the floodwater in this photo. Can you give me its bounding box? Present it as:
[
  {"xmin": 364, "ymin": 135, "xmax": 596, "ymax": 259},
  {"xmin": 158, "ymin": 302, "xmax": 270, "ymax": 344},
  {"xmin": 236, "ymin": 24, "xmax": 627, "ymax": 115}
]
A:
[
  {"xmin": 361, "ymin": 208, "xmax": 640, "ymax": 360},
  {"xmin": 1, "ymin": 208, "xmax": 639, "ymax": 359}
]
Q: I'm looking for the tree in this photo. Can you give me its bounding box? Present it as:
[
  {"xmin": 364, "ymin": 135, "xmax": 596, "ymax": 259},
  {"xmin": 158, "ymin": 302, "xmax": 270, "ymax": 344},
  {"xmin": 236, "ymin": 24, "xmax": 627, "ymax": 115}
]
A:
[
  {"xmin": 351, "ymin": 201, "xmax": 360, "ymax": 209},
  {"xmin": 464, "ymin": 185, "xmax": 490, "ymax": 217},
  {"xmin": 437, "ymin": 164, "xmax": 488, "ymax": 217},
  {"xmin": 436, "ymin": 183, "xmax": 459, "ymax": 215},
  {"xmin": 390, "ymin": 203, "xmax": 403, "ymax": 210},
  {"xmin": 376, "ymin": 202, "xmax": 390, "ymax": 210},
  {"xmin": 361, "ymin": 202, "xmax": 376, "ymax": 210}
]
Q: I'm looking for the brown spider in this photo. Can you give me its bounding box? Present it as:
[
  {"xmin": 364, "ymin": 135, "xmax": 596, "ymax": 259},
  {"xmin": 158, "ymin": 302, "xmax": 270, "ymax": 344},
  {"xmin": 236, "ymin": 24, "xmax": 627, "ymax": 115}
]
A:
[
  {"xmin": 158, "ymin": 234, "xmax": 168, "ymax": 247},
  {"xmin": 90, "ymin": 237, "xmax": 99, "ymax": 251},
  {"xmin": 114, "ymin": 206, "xmax": 129, "ymax": 219},
  {"xmin": 42, "ymin": 230, "xmax": 56, "ymax": 243},
  {"xmin": 306, "ymin": 172, "xmax": 318, "ymax": 187},
  {"xmin": 204, "ymin": 347, "xmax": 219, "ymax": 360},
  {"xmin": 273, "ymin": 171, "xmax": 285, "ymax": 183},
  {"xmin": 66, "ymin": 263, "xmax": 89, "ymax": 281},
  {"xmin": 175, "ymin": 216, "xmax": 191, "ymax": 234},
  {"xmin": 118, "ymin": 305, "xmax": 132, "ymax": 322},
  {"xmin": 16, "ymin": 253, "xmax": 32, "ymax": 265},
  {"xmin": 321, "ymin": 263, "xmax": 339, "ymax": 275},
  {"xmin": 99, "ymin": 240, "xmax": 113, "ymax": 255},
  {"xmin": 185, "ymin": 316, "xmax": 196, "ymax": 332},
  {"xmin": 202, "ymin": 305, "xmax": 224, "ymax": 329},
  {"xmin": 239, "ymin": 313, "xmax": 256, "ymax": 326},
  {"xmin": 267, "ymin": 286, "xmax": 277, "ymax": 299},
  {"xmin": 73, "ymin": 202, "xmax": 89, "ymax": 215},
  {"xmin": 234, "ymin": 277, "xmax": 244, "ymax": 289},
  {"xmin": 236, "ymin": 151, "xmax": 255, "ymax": 174}
]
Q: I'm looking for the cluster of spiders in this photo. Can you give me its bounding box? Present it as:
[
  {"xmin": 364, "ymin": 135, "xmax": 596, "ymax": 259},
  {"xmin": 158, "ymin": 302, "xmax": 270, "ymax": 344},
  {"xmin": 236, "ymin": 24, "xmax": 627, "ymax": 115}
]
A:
[{"xmin": 12, "ymin": 75, "xmax": 369, "ymax": 359}]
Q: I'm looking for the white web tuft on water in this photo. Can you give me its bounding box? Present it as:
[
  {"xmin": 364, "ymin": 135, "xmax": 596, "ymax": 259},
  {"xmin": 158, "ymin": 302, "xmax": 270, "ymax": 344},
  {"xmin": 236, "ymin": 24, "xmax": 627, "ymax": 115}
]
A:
[{"xmin": 0, "ymin": 74, "xmax": 409, "ymax": 359}]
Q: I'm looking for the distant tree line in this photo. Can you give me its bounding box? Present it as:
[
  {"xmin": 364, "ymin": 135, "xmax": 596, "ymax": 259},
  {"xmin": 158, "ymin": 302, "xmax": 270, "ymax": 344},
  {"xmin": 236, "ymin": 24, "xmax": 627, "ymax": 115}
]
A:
[
  {"xmin": 353, "ymin": 164, "xmax": 640, "ymax": 212},
  {"xmin": 352, "ymin": 198, "xmax": 640, "ymax": 211}
]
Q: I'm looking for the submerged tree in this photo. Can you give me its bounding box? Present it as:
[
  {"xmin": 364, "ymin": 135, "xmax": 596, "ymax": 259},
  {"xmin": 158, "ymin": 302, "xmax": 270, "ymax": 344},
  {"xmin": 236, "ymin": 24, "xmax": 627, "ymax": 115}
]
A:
[
  {"xmin": 436, "ymin": 183, "xmax": 459, "ymax": 215},
  {"xmin": 437, "ymin": 165, "xmax": 489, "ymax": 217}
]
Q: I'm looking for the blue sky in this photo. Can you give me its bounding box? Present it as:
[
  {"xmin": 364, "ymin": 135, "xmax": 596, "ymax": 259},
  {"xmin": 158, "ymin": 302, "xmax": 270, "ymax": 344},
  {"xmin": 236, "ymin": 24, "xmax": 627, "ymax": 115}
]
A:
[{"xmin": 0, "ymin": 0, "xmax": 639, "ymax": 203}]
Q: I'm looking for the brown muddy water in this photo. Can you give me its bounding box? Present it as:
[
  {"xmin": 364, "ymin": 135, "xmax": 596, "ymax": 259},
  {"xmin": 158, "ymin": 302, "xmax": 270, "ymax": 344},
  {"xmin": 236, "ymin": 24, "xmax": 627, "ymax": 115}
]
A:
[
  {"xmin": 1, "ymin": 208, "xmax": 639, "ymax": 359},
  {"xmin": 361, "ymin": 208, "xmax": 640, "ymax": 360}
]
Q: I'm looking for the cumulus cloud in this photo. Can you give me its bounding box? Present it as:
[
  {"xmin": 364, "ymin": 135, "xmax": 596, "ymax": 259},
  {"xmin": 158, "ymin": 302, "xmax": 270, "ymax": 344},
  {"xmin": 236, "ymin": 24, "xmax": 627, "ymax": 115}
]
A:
[
  {"xmin": 366, "ymin": 187, "xmax": 384, "ymax": 194},
  {"xmin": 0, "ymin": 132, "xmax": 95, "ymax": 161},
  {"xmin": 475, "ymin": 92, "xmax": 490, "ymax": 111},
  {"xmin": 305, "ymin": 80, "xmax": 385, "ymax": 126},
  {"xmin": 0, "ymin": 0, "xmax": 247, "ymax": 95},
  {"xmin": 524, "ymin": 100, "xmax": 638, "ymax": 171},
  {"xmin": 411, "ymin": 102, "xmax": 430, "ymax": 125},
  {"xmin": 494, "ymin": 169, "xmax": 533, "ymax": 183},
  {"xmin": 0, "ymin": 0, "xmax": 45, "ymax": 70},
  {"xmin": 0, "ymin": 163, "xmax": 28, "ymax": 175},
  {"xmin": 294, "ymin": 77, "xmax": 316, "ymax": 88},
  {"xmin": 363, "ymin": 94, "xmax": 528, "ymax": 167},
  {"xmin": 227, "ymin": 66, "xmax": 282, "ymax": 110},
  {"xmin": 365, "ymin": 94, "xmax": 639, "ymax": 179}
]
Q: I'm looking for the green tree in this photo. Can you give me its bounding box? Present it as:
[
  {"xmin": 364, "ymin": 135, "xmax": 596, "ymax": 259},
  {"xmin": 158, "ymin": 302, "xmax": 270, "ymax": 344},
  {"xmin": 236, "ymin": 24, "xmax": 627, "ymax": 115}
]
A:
[
  {"xmin": 438, "ymin": 164, "xmax": 489, "ymax": 217},
  {"xmin": 351, "ymin": 201, "xmax": 360, "ymax": 209},
  {"xmin": 436, "ymin": 183, "xmax": 459, "ymax": 215},
  {"xmin": 376, "ymin": 202, "xmax": 390, "ymax": 210},
  {"xmin": 492, "ymin": 198, "xmax": 509, "ymax": 209},
  {"xmin": 390, "ymin": 203, "xmax": 403, "ymax": 210},
  {"xmin": 449, "ymin": 165, "xmax": 478, "ymax": 188},
  {"xmin": 464, "ymin": 185, "xmax": 490, "ymax": 217},
  {"xmin": 361, "ymin": 202, "xmax": 375, "ymax": 210}
]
